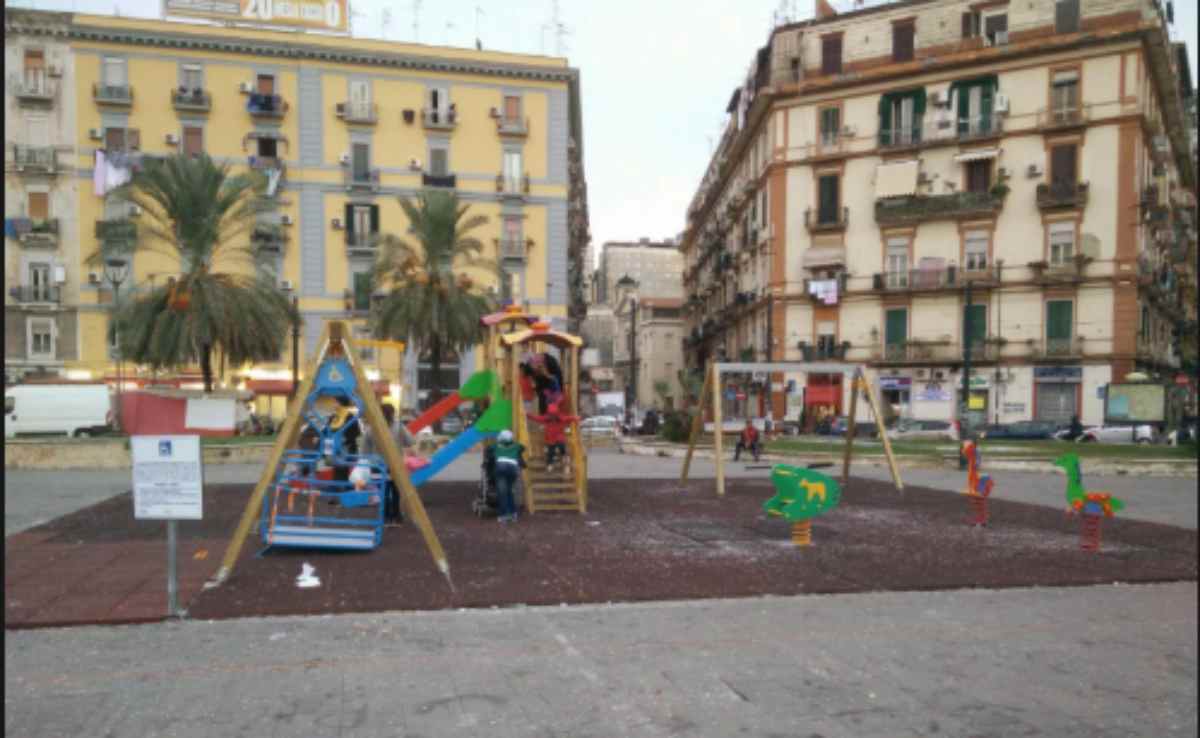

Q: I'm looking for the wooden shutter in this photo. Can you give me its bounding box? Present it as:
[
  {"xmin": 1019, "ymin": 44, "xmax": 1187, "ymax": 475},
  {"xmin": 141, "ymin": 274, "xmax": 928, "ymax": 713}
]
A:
[
  {"xmin": 818, "ymin": 175, "xmax": 839, "ymax": 221},
  {"xmin": 885, "ymin": 308, "xmax": 907, "ymax": 345},
  {"xmin": 878, "ymin": 94, "xmax": 893, "ymax": 145},
  {"xmin": 821, "ymin": 35, "xmax": 841, "ymax": 75},
  {"xmin": 28, "ymin": 192, "xmax": 48, "ymax": 219},
  {"xmin": 965, "ymin": 304, "xmax": 987, "ymax": 346},
  {"xmin": 1050, "ymin": 144, "xmax": 1076, "ymax": 184},
  {"xmin": 893, "ymin": 23, "xmax": 914, "ymax": 62},
  {"xmin": 352, "ymin": 143, "xmax": 369, "ymax": 179},
  {"xmin": 431, "ymin": 148, "xmax": 448, "ymax": 176},
  {"xmin": 962, "ymin": 12, "xmax": 973, "ymax": 38},
  {"xmin": 1046, "ymin": 301, "xmax": 1072, "ymax": 340},
  {"xmin": 257, "ymin": 74, "xmax": 274, "ymax": 94},
  {"xmin": 1055, "ymin": 0, "xmax": 1080, "ymax": 33},
  {"xmin": 183, "ymin": 126, "xmax": 203, "ymax": 156},
  {"xmin": 24, "ymin": 49, "xmax": 45, "ymax": 69},
  {"xmin": 354, "ymin": 272, "xmax": 372, "ymax": 311},
  {"xmin": 504, "ymin": 95, "xmax": 520, "ymax": 121},
  {"xmin": 344, "ymin": 204, "xmax": 355, "ymax": 236},
  {"xmin": 128, "ymin": 129, "xmax": 140, "ymax": 150},
  {"xmin": 967, "ymin": 161, "xmax": 991, "ymax": 193},
  {"xmin": 105, "ymin": 127, "xmax": 125, "ymax": 150},
  {"xmin": 370, "ymin": 204, "xmax": 379, "ymax": 234}
]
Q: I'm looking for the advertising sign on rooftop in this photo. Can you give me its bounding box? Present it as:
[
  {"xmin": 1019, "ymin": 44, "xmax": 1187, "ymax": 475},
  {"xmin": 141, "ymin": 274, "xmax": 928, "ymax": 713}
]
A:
[{"xmin": 163, "ymin": 0, "xmax": 349, "ymax": 33}]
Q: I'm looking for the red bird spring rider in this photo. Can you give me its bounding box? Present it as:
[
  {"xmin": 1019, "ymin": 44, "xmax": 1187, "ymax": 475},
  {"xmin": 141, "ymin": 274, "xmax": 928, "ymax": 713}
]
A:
[{"xmin": 961, "ymin": 439, "xmax": 994, "ymax": 527}]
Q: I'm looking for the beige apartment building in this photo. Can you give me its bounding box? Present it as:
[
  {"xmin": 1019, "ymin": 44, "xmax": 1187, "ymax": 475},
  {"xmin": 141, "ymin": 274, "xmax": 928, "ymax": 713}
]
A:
[
  {"xmin": 681, "ymin": 0, "xmax": 1197, "ymax": 429},
  {"xmin": 595, "ymin": 239, "xmax": 684, "ymax": 305},
  {"xmin": 613, "ymin": 282, "xmax": 686, "ymax": 412}
]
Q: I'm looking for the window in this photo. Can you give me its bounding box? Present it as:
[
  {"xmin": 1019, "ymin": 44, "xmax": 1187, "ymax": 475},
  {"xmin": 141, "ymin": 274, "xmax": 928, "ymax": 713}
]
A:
[
  {"xmin": 353, "ymin": 271, "xmax": 372, "ymax": 311},
  {"xmin": 27, "ymin": 192, "xmax": 48, "ymax": 220},
  {"xmin": 1046, "ymin": 300, "xmax": 1073, "ymax": 353},
  {"xmin": 1050, "ymin": 143, "xmax": 1077, "ymax": 185},
  {"xmin": 503, "ymin": 95, "xmax": 521, "ymax": 123},
  {"xmin": 964, "ymin": 230, "xmax": 988, "ymax": 271},
  {"xmin": 821, "ymin": 35, "xmax": 842, "ymax": 75},
  {"xmin": 104, "ymin": 127, "xmax": 139, "ymax": 152},
  {"xmin": 256, "ymin": 136, "xmax": 277, "ymax": 158},
  {"xmin": 961, "ymin": 10, "xmax": 981, "ymax": 39},
  {"xmin": 28, "ymin": 317, "xmax": 54, "ymax": 358},
  {"xmin": 256, "ymin": 74, "xmax": 275, "ymax": 95},
  {"xmin": 503, "ymin": 151, "xmax": 522, "ymax": 192},
  {"xmin": 1050, "ymin": 70, "xmax": 1079, "ymax": 119},
  {"xmin": 351, "ymin": 142, "xmax": 370, "ymax": 181},
  {"xmin": 29, "ymin": 263, "xmax": 51, "ymax": 300},
  {"xmin": 104, "ymin": 193, "xmax": 128, "ymax": 221},
  {"xmin": 345, "ymin": 203, "xmax": 379, "ymax": 248},
  {"xmin": 183, "ymin": 126, "xmax": 203, "ymax": 156},
  {"xmin": 430, "ymin": 146, "xmax": 449, "ymax": 176},
  {"xmin": 964, "ymin": 304, "xmax": 986, "ymax": 352},
  {"xmin": 817, "ymin": 174, "xmax": 840, "ymax": 224},
  {"xmin": 180, "ymin": 64, "xmax": 202, "ymax": 92},
  {"xmin": 819, "ymin": 107, "xmax": 840, "ymax": 148},
  {"xmin": 503, "ymin": 216, "xmax": 521, "ymax": 249},
  {"xmin": 429, "ymin": 87, "xmax": 450, "ymax": 121},
  {"xmin": 1049, "ymin": 222, "xmax": 1075, "ymax": 265},
  {"xmin": 23, "ymin": 48, "xmax": 45, "ymax": 91},
  {"xmin": 965, "ymin": 159, "xmax": 991, "ymax": 193},
  {"xmin": 1055, "ymin": 0, "xmax": 1080, "ymax": 34},
  {"xmin": 893, "ymin": 22, "xmax": 915, "ymax": 63},
  {"xmin": 349, "ymin": 79, "xmax": 369, "ymax": 106},
  {"xmin": 983, "ymin": 11, "xmax": 1008, "ymax": 45},
  {"xmin": 102, "ymin": 57, "xmax": 126, "ymax": 87},
  {"xmin": 879, "ymin": 89, "xmax": 925, "ymax": 146},
  {"xmin": 886, "ymin": 237, "xmax": 909, "ymax": 286},
  {"xmin": 885, "ymin": 308, "xmax": 907, "ymax": 358}
]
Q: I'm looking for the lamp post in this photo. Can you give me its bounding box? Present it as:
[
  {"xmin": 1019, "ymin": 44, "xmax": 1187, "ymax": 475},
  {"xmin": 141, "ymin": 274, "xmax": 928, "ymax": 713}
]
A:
[
  {"xmin": 104, "ymin": 257, "xmax": 130, "ymax": 432},
  {"xmin": 960, "ymin": 279, "xmax": 974, "ymax": 470},
  {"xmin": 289, "ymin": 293, "xmax": 300, "ymax": 402}
]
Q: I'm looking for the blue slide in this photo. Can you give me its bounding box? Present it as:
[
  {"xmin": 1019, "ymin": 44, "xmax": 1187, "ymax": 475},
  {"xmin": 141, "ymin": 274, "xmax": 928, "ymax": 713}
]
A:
[{"xmin": 410, "ymin": 425, "xmax": 495, "ymax": 487}]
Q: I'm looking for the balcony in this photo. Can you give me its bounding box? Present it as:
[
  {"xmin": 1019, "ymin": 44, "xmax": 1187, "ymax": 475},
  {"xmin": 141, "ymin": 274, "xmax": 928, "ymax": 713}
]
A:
[
  {"xmin": 875, "ymin": 191, "xmax": 1005, "ymax": 226},
  {"xmin": 251, "ymin": 227, "xmax": 286, "ymax": 254},
  {"xmin": 335, "ymin": 101, "xmax": 377, "ymax": 125},
  {"xmin": 496, "ymin": 116, "xmax": 529, "ymax": 137},
  {"xmin": 1037, "ymin": 105, "xmax": 1090, "ymax": 132},
  {"xmin": 495, "ymin": 173, "xmax": 531, "ymax": 199},
  {"xmin": 11, "ymin": 145, "xmax": 58, "ymax": 174},
  {"xmin": 954, "ymin": 114, "xmax": 1004, "ymax": 142},
  {"xmin": 878, "ymin": 124, "xmax": 925, "ymax": 151},
  {"xmin": 344, "ymin": 168, "xmax": 380, "ymax": 193},
  {"xmin": 1028, "ymin": 256, "xmax": 1090, "ymax": 284},
  {"xmin": 171, "ymin": 88, "xmax": 211, "ymax": 112},
  {"xmin": 874, "ymin": 340, "xmax": 959, "ymax": 364},
  {"xmin": 421, "ymin": 172, "xmax": 457, "ymax": 189},
  {"xmin": 14, "ymin": 218, "xmax": 60, "ymax": 248},
  {"xmin": 13, "ymin": 73, "xmax": 55, "ymax": 105},
  {"xmin": 95, "ymin": 219, "xmax": 137, "ymax": 242},
  {"xmin": 421, "ymin": 107, "xmax": 457, "ymax": 131},
  {"xmin": 9, "ymin": 285, "xmax": 61, "ymax": 304},
  {"xmin": 93, "ymin": 83, "xmax": 133, "ymax": 106},
  {"xmin": 246, "ymin": 94, "xmax": 288, "ymax": 118},
  {"xmin": 1032, "ymin": 337, "xmax": 1084, "ymax": 360},
  {"xmin": 499, "ymin": 238, "xmax": 528, "ymax": 261},
  {"xmin": 878, "ymin": 115, "xmax": 1003, "ymax": 150},
  {"xmin": 345, "ymin": 232, "xmax": 382, "ymax": 256},
  {"xmin": 797, "ymin": 341, "xmax": 849, "ymax": 362},
  {"xmin": 873, "ymin": 267, "xmax": 951, "ymax": 292},
  {"xmin": 248, "ymin": 155, "xmax": 284, "ymax": 172},
  {"xmin": 1037, "ymin": 181, "xmax": 1089, "ymax": 210},
  {"xmin": 805, "ymin": 206, "xmax": 849, "ymax": 234}
]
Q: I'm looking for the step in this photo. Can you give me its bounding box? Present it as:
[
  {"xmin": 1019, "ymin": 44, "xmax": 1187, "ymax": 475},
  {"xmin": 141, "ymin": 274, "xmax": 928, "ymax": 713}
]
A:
[
  {"xmin": 266, "ymin": 524, "xmax": 379, "ymax": 550},
  {"xmin": 531, "ymin": 503, "xmax": 583, "ymax": 511},
  {"xmin": 530, "ymin": 482, "xmax": 575, "ymax": 490}
]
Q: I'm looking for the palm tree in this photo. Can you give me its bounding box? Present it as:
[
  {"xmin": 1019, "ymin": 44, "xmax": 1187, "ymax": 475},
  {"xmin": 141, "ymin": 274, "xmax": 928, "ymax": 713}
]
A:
[
  {"xmin": 90, "ymin": 153, "xmax": 294, "ymax": 392},
  {"xmin": 372, "ymin": 190, "xmax": 497, "ymax": 412}
]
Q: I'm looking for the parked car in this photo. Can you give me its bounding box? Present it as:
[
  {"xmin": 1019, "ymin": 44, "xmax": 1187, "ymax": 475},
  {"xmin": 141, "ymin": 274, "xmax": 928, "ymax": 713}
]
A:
[
  {"xmin": 887, "ymin": 418, "xmax": 959, "ymax": 441},
  {"xmin": 4, "ymin": 384, "xmax": 114, "ymax": 438},
  {"xmin": 828, "ymin": 417, "xmax": 880, "ymax": 438},
  {"xmin": 1055, "ymin": 424, "xmax": 1156, "ymax": 444},
  {"xmin": 579, "ymin": 415, "xmax": 621, "ymax": 438},
  {"xmin": 980, "ymin": 420, "xmax": 1063, "ymax": 441}
]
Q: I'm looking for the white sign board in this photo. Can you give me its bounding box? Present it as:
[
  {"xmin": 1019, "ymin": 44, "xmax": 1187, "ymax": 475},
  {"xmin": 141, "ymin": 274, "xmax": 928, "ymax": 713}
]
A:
[{"xmin": 132, "ymin": 435, "xmax": 203, "ymax": 520}]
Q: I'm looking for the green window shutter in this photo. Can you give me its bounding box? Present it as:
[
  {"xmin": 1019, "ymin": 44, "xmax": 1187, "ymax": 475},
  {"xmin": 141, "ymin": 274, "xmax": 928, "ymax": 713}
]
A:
[
  {"xmin": 912, "ymin": 88, "xmax": 926, "ymax": 119},
  {"xmin": 818, "ymin": 175, "xmax": 839, "ymax": 221},
  {"xmin": 1047, "ymin": 301, "xmax": 1073, "ymax": 340},
  {"xmin": 344, "ymin": 204, "xmax": 355, "ymax": 236},
  {"xmin": 885, "ymin": 308, "xmax": 908, "ymax": 345},
  {"xmin": 965, "ymin": 304, "xmax": 987, "ymax": 346},
  {"xmin": 370, "ymin": 204, "xmax": 379, "ymax": 234},
  {"xmin": 957, "ymin": 83, "xmax": 970, "ymax": 135},
  {"xmin": 354, "ymin": 272, "xmax": 372, "ymax": 311},
  {"xmin": 878, "ymin": 94, "xmax": 893, "ymax": 145}
]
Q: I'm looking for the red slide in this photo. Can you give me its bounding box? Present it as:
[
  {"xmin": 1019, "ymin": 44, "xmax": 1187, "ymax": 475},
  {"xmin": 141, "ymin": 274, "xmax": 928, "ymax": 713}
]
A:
[{"xmin": 407, "ymin": 391, "xmax": 462, "ymax": 434}]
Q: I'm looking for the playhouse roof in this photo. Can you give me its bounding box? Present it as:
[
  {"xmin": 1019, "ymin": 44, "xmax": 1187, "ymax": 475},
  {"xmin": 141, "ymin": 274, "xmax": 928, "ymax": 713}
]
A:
[
  {"xmin": 500, "ymin": 327, "xmax": 583, "ymax": 349},
  {"xmin": 481, "ymin": 310, "xmax": 539, "ymax": 327}
]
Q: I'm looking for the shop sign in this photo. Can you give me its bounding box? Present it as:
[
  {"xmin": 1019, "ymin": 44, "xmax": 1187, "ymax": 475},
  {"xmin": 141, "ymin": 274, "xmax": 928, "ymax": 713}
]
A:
[
  {"xmin": 968, "ymin": 394, "xmax": 986, "ymax": 410},
  {"xmin": 879, "ymin": 376, "xmax": 912, "ymax": 390},
  {"xmin": 968, "ymin": 375, "xmax": 990, "ymax": 389},
  {"xmin": 916, "ymin": 384, "xmax": 951, "ymax": 402},
  {"xmin": 1033, "ymin": 367, "xmax": 1082, "ymax": 383},
  {"xmin": 1002, "ymin": 402, "xmax": 1026, "ymax": 414}
]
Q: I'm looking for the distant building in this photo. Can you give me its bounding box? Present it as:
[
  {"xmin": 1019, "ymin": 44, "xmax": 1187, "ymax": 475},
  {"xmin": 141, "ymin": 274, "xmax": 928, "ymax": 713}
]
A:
[
  {"xmin": 595, "ymin": 238, "xmax": 683, "ymax": 305},
  {"xmin": 612, "ymin": 276, "xmax": 685, "ymax": 411}
]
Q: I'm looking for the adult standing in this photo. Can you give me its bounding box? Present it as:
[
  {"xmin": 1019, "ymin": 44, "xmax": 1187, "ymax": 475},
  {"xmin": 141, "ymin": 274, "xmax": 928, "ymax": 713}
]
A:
[{"xmin": 492, "ymin": 430, "xmax": 526, "ymax": 523}]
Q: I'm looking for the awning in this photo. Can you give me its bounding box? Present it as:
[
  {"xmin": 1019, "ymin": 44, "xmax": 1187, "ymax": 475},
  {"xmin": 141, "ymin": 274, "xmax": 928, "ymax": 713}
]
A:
[
  {"xmin": 801, "ymin": 246, "xmax": 846, "ymax": 267},
  {"xmin": 875, "ymin": 160, "xmax": 920, "ymax": 198},
  {"xmin": 953, "ymin": 148, "xmax": 1000, "ymax": 162}
]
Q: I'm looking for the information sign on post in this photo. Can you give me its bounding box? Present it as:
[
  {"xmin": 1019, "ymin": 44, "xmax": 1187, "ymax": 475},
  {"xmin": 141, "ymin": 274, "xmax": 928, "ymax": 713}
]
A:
[{"xmin": 132, "ymin": 435, "xmax": 203, "ymax": 618}]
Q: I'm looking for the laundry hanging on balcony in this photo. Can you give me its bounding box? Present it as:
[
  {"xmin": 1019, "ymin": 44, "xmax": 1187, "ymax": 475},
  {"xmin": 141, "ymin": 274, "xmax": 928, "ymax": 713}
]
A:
[{"xmin": 93, "ymin": 150, "xmax": 132, "ymax": 197}]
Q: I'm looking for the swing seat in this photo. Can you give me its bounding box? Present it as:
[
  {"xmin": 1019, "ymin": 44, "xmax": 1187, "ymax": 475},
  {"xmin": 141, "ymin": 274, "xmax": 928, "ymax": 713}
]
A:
[{"xmin": 266, "ymin": 524, "xmax": 380, "ymax": 550}]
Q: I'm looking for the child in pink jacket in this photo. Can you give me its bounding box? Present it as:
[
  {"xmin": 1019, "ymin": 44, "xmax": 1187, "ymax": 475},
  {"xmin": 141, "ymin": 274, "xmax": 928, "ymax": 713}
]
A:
[{"xmin": 527, "ymin": 401, "xmax": 580, "ymax": 470}]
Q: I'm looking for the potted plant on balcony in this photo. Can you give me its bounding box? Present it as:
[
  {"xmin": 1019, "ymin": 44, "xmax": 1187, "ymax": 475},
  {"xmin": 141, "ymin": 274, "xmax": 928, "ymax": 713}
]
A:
[{"xmin": 989, "ymin": 182, "xmax": 1010, "ymax": 199}]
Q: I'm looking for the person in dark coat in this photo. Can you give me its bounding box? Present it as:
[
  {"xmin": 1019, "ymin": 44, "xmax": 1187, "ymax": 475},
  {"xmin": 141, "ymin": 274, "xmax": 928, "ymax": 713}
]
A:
[{"xmin": 1068, "ymin": 414, "xmax": 1083, "ymax": 441}]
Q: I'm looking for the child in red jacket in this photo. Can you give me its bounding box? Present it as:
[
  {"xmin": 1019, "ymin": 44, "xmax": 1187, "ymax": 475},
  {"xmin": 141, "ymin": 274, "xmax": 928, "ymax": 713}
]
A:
[{"xmin": 527, "ymin": 401, "xmax": 580, "ymax": 470}]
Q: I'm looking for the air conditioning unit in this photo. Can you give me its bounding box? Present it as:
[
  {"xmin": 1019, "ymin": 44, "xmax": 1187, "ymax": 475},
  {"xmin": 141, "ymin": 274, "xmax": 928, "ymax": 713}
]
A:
[
  {"xmin": 338, "ymin": 153, "xmax": 351, "ymax": 166},
  {"xmin": 914, "ymin": 368, "xmax": 930, "ymax": 379},
  {"xmin": 987, "ymin": 30, "xmax": 1009, "ymax": 46},
  {"xmin": 165, "ymin": 133, "xmax": 179, "ymax": 145},
  {"xmin": 841, "ymin": 124, "xmax": 856, "ymax": 137},
  {"xmin": 998, "ymin": 166, "xmax": 1009, "ymax": 178},
  {"xmin": 1027, "ymin": 163, "xmax": 1043, "ymax": 178},
  {"xmin": 335, "ymin": 102, "xmax": 347, "ymax": 118},
  {"xmin": 489, "ymin": 107, "xmax": 501, "ymax": 118},
  {"xmin": 331, "ymin": 218, "xmax": 343, "ymax": 230},
  {"xmin": 280, "ymin": 214, "xmax": 294, "ymax": 225},
  {"xmin": 238, "ymin": 81, "xmax": 253, "ymax": 94},
  {"xmin": 930, "ymin": 90, "xmax": 948, "ymax": 107},
  {"xmin": 279, "ymin": 279, "xmax": 294, "ymax": 291},
  {"xmin": 128, "ymin": 205, "xmax": 142, "ymax": 217},
  {"xmin": 408, "ymin": 158, "xmax": 422, "ymax": 171},
  {"xmin": 933, "ymin": 370, "xmax": 946, "ymax": 380},
  {"xmin": 994, "ymin": 93, "xmax": 1010, "ymax": 114},
  {"xmin": 47, "ymin": 65, "xmax": 62, "ymax": 77},
  {"xmin": 89, "ymin": 128, "xmax": 103, "ymax": 141},
  {"xmin": 88, "ymin": 272, "xmax": 101, "ymax": 285}
]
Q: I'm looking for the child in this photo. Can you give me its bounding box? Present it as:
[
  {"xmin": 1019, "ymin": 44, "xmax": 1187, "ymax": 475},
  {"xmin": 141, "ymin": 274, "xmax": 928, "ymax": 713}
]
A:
[
  {"xmin": 492, "ymin": 429, "xmax": 526, "ymax": 523},
  {"xmin": 528, "ymin": 401, "xmax": 580, "ymax": 470}
]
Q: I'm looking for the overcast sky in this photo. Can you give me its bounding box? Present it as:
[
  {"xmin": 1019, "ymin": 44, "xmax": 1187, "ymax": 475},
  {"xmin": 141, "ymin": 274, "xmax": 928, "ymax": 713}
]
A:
[{"xmin": 10, "ymin": 0, "xmax": 1199, "ymax": 267}]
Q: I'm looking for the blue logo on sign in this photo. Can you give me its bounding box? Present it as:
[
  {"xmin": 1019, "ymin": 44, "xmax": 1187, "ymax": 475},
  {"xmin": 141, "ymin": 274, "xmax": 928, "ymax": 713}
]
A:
[{"xmin": 159, "ymin": 440, "xmax": 172, "ymax": 457}]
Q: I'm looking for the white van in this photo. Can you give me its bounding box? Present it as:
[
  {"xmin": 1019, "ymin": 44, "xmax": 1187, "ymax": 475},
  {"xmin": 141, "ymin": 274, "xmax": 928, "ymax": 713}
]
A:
[{"xmin": 4, "ymin": 384, "xmax": 114, "ymax": 438}]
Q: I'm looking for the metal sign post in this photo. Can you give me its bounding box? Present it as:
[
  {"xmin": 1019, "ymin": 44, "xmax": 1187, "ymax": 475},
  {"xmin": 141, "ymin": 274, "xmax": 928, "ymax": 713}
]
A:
[{"xmin": 131, "ymin": 435, "xmax": 203, "ymax": 619}]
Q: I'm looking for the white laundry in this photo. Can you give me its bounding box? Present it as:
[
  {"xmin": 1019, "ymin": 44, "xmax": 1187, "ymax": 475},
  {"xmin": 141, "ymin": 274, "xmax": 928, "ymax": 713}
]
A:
[
  {"xmin": 94, "ymin": 150, "xmax": 107, "ymax": 196},
  {"xmin": 296, "ymin": 562, "xmax": 321, "ymax": 588},
  {"xmin": 266, "ymin": 167, "xmax": 281, "ymax": 197}
]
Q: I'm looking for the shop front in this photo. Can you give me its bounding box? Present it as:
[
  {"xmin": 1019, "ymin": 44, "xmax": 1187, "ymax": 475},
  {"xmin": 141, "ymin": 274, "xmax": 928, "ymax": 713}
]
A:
[
  {"xmin": 804, "ymin": 373, "xmax": 842, "ymax": 430},
  {"xmin": 1034, "ymin": 366, "xmax": 1081, "ymax": 425},
  {"xmin": 957, "ymin": 374, "xmax": 990, "ymax": 431},
  {"xmin": 878, "ymin": 375, "xmax": 912, "ymax": 420}
]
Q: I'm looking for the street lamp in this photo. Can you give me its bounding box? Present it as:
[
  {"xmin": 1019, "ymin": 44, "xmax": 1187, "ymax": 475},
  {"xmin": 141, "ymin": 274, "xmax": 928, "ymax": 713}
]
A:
[
  {"xmin": 287, "ymin": 292, "xmax": 301, "ymax": 402},
  {"xmin": 104, "ymin": 257, "xmax": 130, "ymax": 432}
]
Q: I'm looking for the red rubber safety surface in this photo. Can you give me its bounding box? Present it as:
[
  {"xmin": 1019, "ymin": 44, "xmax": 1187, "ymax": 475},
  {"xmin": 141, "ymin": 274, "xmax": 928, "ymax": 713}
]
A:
[{"xmin": 5, "ymin": 478, "xmax": 1196, "ymax": 627}]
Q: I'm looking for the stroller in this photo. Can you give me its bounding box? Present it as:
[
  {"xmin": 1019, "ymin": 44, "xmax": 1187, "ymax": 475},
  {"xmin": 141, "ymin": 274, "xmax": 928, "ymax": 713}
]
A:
[{"xmin": 473, "ymin": 444, "xmax": 500, "ymax": 517}]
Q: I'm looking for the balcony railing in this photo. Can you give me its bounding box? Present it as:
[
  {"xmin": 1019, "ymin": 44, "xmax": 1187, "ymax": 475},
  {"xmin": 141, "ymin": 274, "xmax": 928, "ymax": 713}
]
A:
[
  {"xmin": 336, "ymin": 101, "xmax": 377, "ymax": 124},
  {"xmin": 496, "ymin": 116, "xmax": 529, "ymax": 137},
  {"xmin": 15, "ymin": 218, "xmax": 60, "ymax": 247},
  {"xmin": 1034, "ymin": 337, "xmax": 1084, "ymax": 359},
  {"xmin": 421, "ymin": 107, "xmax": 457, "ymax": 130},
  {"xmin": 499, "ymin": 238, "xmax": 527, "ymax": 260},
  {"xmin": 246, "ymin": 94, "xmax": 288, "ymax": 118},
  {"xmin": 344, "ymin": 168, "xmax": 380, "ymax": 192},
  {"xmin": 171, "ymin": 88, "xmax": 211, "ymax": 112},
  {"xmin": 345, "ymin": 232, "xmax": 382, "ymax": 254},
  {"xmin": 248, "ymin": 155, "xmax": 284, "ymax": 171},
  {"xmin": 421, "ymin": 172, "xmax": 457, "ymax": 189},
  {"xmin": 95, "ymin": 219, "xmax": 137, "ymax": 242},
  {"xmin": 875, "ymin": 341, "xmax": 959, "ymax": 363},
  {"xmin": 14, "ymin": 73, "xmax": 55, "ymax": 104},
  {"xmin": 12, "ymin": 145, "xmax": 58, "ymax": 172},
  {"xmin": 251, "ymin": 227, "xmax": 286, "ymax": 253},
  {"xmin": 93, "ymin": 83, "xmax": 133, "ymax": 106},
  {"xmin": 1028, "ymin": 256, "xmax": 1090, "ymax": 283},
  {"xmin": 1037, "ymin": 105, "xmax": 1090, "ymax": 131},
  {"xmin": 805, "ymin": 206, "xmax": 849, "ymax": 233},
  {"xmin": 879, "ymin": 114, "xmax": 1003, "ymax": 149},
  {"xmin": 875, "ymin": 191, "xmax": 1005, "ymax": 225},
  {"xmin": 878, "ymin": 123, "xmax": 925, "ymax": 150},
  {"xmin": 797, "ymin": 341, "xmax": 849, "ymax": 361},
  {"xmin": 955, "ymin": 114, "xmax": 1003, "ymax": 142},
  {"xmin": 9, "ymin": 285, "xmax": 61, "ymax": 304},
  {"xmin": 1037, "ymin": 181, "xmax": 1090, "ymax": 210},
  {"xmin": 495, "ymin": 173, "xmax": 531, "ymax": 197}
]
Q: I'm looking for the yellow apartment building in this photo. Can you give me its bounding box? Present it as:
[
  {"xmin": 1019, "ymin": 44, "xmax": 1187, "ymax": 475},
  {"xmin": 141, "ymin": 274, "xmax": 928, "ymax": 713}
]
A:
[
  {"xmin": 4, "ymin": 7, "xmax": 589, "ymax": 417},
  {"xmin": 681, "ymin": 0, "xmax": 1197, "ymax": 430}
]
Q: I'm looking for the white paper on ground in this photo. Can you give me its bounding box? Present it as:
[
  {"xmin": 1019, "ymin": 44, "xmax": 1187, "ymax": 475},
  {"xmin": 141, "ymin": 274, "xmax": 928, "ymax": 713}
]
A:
[{"xmin": 296, "ymin": 562, "xmax": 321, "ymax": 589}]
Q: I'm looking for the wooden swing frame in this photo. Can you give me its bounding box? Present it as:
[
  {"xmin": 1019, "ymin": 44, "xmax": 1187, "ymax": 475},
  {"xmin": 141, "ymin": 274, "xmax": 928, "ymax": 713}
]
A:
[{"xmin": 679, "ymin": 361, "xmax": 904, "ymax": 496}]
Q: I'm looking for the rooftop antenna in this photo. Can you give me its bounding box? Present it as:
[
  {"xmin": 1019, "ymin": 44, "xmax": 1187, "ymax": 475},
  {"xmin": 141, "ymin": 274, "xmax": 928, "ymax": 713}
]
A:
[
  {"xmin": 541, "ymin": 0, "xmax": 571, "ymax": 56},
  {"xmin": 411, "ymin": 0, "xmax": 422, "ymax": 43},
  {"xmin": 349, "ymin": 4, "xmax": 366, "ymax": 37},
  {"xmin": 475, "ymin": 6, "xmax": 484, "ymax": 50},
  {"xmin": 381, "ymin": 8, "xmax": 392, "ymax": 40}
]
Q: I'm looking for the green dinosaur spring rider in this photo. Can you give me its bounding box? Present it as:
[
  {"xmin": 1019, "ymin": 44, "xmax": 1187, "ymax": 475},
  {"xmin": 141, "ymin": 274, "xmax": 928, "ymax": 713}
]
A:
[
  {"xmin": 1052, "ymin": 453, "xmax": 1125, "ymax": 551},
  {"xmin": 764, "ymin": 465, "xmax": 842, "ymax": 546}
]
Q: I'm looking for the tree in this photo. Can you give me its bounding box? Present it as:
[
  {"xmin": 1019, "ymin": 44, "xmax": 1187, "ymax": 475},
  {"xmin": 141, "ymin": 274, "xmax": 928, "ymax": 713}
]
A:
[
  {"xmin": 90, "ymin": 154, "xmax": 294, "ymax": 393},
  {"xmin": 372, "ymin": 190, "xmax": 497, "ymax": 414}
]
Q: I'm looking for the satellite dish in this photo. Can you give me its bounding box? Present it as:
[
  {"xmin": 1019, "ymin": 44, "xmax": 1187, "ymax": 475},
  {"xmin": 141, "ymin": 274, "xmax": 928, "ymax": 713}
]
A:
[{"xmin": 1081, "ymin": 233, "xmax": 1101, "ymax": 258}]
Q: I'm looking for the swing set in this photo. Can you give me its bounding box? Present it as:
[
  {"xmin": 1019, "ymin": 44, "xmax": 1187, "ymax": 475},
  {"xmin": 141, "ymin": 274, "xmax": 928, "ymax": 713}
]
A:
[{"xmin": 679, "ymin": 361, "xmax": 905, "ymax": 495}]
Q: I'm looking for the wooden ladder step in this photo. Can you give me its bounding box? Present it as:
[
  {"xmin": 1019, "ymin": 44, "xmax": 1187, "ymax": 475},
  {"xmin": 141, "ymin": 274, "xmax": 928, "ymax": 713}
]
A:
[{"xmin": 532, "ymin": 503, "xmax": 583, "ymax": 511}]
